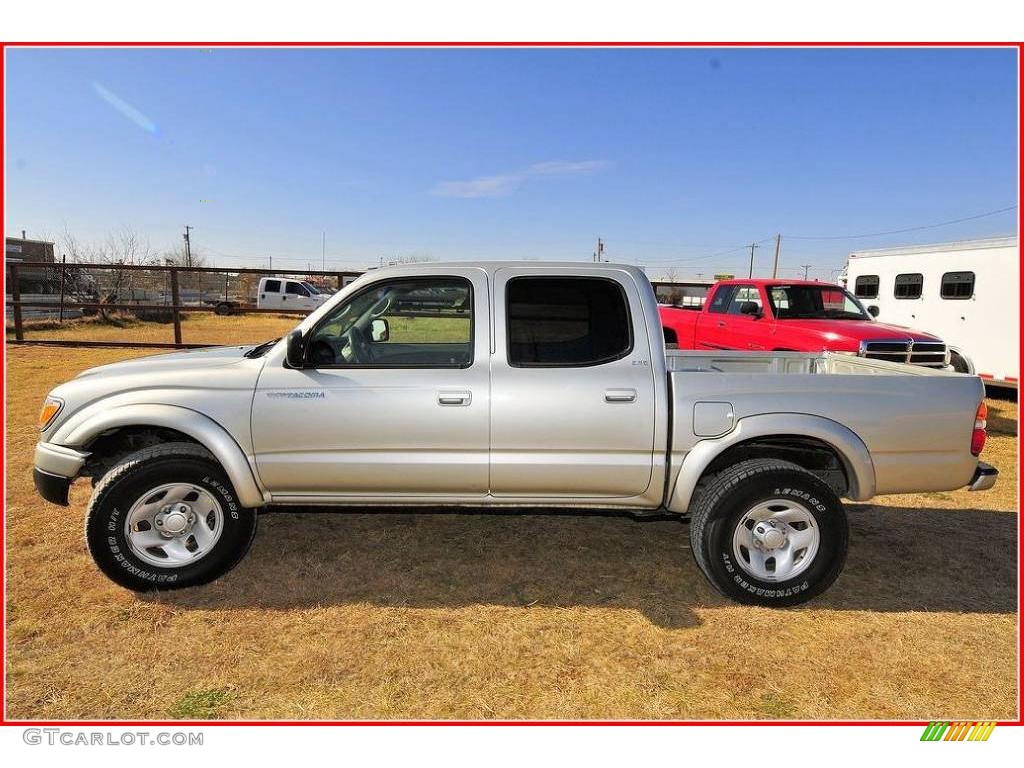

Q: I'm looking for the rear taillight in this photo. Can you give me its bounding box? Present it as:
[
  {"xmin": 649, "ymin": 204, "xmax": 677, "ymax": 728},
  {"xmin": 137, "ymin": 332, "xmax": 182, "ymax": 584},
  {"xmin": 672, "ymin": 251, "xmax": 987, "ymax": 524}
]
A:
[{"xmin": 971, "ymin": 401, "xmax": 987, "ymax": 456}]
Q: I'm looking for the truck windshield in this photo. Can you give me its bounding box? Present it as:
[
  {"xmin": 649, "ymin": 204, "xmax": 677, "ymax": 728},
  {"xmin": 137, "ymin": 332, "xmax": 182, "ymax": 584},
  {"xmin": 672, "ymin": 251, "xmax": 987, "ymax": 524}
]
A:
[{"xmin": 767, "ymin": 285, "xmax": 870, "ymax": 320}]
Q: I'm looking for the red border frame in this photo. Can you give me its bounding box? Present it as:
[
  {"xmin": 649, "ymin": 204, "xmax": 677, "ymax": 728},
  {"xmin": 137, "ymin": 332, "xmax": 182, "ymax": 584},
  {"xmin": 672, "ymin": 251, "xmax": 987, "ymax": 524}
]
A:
[{"xmin": 0, "ymin": 40, "xmax": 1020, "ymax": 728}]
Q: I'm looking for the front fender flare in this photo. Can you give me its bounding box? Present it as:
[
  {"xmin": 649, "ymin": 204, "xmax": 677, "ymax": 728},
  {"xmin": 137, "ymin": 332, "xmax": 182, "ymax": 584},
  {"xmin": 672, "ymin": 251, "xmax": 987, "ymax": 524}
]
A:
[
  {"xmin": 51, "ymin": 403, "xmax": 267, "ymax": 508},
  {"xmin": 667, "ymin": 413, "xmax": 876, "ymax": 514}
]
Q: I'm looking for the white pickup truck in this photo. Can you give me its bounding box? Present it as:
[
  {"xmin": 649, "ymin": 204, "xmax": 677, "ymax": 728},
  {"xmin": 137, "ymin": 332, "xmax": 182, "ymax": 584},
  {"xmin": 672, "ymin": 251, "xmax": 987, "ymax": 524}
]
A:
[{"xmin": 33, "ymin": 262, "xmax": 997, "ymax": 605}]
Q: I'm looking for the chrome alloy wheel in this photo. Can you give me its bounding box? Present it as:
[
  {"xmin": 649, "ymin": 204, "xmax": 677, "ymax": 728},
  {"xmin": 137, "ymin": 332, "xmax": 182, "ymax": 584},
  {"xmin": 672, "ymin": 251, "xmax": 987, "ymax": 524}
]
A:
[
  {"xmin": 124, "ymin": 482, "xmax": 224, "ymax": 568},
  {"xmin": 731, "ymin": 498, "xmax": 820, "ymax": 581}
]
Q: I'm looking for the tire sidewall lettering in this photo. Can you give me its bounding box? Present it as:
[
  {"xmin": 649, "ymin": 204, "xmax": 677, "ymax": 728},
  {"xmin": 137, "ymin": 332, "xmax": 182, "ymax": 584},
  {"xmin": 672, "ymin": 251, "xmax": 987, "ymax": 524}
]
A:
[{"xmin": 89, "ymin": 458, "xmax": 248, "ymax": 588}]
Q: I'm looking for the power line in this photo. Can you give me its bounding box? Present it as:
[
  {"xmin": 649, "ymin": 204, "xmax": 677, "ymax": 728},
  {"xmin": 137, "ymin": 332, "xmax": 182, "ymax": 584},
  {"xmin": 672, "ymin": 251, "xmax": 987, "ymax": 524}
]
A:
[
  {"xmin": 785, "ymin": 204, "xmax": 1017, "ymax": 241},
  {"xmin": 639, "ymin": 236, "xmax": 775, "ymax": 265}
]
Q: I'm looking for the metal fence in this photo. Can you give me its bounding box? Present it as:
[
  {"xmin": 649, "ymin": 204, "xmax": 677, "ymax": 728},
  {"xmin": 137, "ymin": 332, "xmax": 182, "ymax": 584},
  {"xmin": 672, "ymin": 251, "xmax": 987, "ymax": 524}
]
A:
[
  {"xmin": 5, "ymin": 262, "xmax": 361, "ymax": 349},
  {"xmin": 5, "ymin": 262, "xmax": 712, "ymax": 350}
]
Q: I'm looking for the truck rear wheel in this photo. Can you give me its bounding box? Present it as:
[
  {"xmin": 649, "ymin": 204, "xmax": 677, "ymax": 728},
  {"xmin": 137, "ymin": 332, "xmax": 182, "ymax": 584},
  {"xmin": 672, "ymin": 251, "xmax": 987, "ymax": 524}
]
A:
[
  {"xmin": 689, "ymin": 458, "xmax": 848, "ymax": 606},
  {"xmin": 85, "ymin": 443, "xmax": 258, "ymax": 591}
]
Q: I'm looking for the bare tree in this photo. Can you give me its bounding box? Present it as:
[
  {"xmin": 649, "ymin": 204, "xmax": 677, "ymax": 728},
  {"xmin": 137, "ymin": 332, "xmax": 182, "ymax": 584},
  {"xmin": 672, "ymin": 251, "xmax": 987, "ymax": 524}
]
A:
[
  {"xmin": 662, "ymin": 267, "xmax": 683, "ymax": 306},
  {"xmin": 93, "ymin": 227, "xmax": 156, "ymax": 317}
]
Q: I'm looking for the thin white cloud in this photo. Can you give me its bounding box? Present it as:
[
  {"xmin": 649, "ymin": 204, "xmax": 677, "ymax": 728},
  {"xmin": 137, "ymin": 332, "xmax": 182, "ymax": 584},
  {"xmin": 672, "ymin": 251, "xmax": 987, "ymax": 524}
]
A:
[
  {"xmin": 432, "ymin": 160, "xmax": 610, "ymax": 198},
  {"xmin": 92, "ymin": 82, "xmax": 158, "ymax": 134}
]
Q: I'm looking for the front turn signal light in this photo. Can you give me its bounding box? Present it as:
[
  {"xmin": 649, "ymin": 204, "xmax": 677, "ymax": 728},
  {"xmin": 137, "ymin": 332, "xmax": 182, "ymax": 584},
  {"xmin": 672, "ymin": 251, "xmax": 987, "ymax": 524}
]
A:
[{"xmin": 38, "ymin": 397, "xmax": 64, "ymax": 430}]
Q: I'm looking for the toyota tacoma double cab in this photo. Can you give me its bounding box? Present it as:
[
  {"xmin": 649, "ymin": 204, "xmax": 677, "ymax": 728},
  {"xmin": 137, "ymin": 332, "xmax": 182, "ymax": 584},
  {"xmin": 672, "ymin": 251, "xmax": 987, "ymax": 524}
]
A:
[
  {"xmin": 33, "ymin": 263, "xmax": 997, "ymax": 606},
  {"xmin": 660, "ymin": 279, "xmax": 951, "ymax": 369}
]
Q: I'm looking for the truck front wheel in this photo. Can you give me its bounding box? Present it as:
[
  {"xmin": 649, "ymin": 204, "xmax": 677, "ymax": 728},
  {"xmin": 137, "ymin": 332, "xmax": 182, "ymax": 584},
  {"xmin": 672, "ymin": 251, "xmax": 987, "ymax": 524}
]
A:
[
  {"xmin": 689, "ymin": 458, "xmax": 848, "ymax": 606},
  {"xmin": 85, "ymin": 443, "xmax": 258, "ymax": 591}
]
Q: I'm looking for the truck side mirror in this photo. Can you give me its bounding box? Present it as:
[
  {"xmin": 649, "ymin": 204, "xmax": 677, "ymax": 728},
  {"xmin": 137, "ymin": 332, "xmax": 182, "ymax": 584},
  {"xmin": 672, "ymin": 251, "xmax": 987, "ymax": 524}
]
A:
[
  {"xmin": 867, "ymin": 305, "xmax": 880, "ymax": 318},
  {"xmin": 739, "ymin": 301, "xmax": 762, "ymax": 318},
  {"xmin": 370, "ymin": 318, "xmax": 390, "ymax": 342},
  {"xmin": 285, "ymin": 329, "xmax": 306, "ymax": 368}
]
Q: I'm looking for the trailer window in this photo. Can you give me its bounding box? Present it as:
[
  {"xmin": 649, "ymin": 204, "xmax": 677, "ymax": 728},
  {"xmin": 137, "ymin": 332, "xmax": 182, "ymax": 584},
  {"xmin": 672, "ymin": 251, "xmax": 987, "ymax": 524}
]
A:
[
  {"xmin": 940, "ymin": 271, "xmax": 975, "ymax": 299},
  {"xmin": 894, "ymin": 273, "xmax": 923, "ymax": 299},
  {"xmin": 507, "ymin": 277, "xmax": 632, "ymax": 367},
  {"xmin": 853, "ymin": 275, "xmax": 879, "ymax": 299}
]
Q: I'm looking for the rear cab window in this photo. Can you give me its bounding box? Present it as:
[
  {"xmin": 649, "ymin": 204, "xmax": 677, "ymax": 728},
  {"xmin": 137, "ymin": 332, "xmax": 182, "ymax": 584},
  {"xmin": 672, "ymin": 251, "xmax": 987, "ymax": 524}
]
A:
[{"xmin": 506, "ymin": 277, "xmax": 632, "ymax": 367}]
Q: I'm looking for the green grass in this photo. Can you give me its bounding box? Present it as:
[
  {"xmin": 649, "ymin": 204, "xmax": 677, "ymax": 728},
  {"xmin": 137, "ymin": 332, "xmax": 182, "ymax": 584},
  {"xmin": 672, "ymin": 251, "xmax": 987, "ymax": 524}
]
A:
[
  {"xmin": 758, "ymin": 692, "xmax": 797, "ymax": 719},
  {"xmin": 168, "ymin": 688, "xmax": 232, "ymax": 719}
]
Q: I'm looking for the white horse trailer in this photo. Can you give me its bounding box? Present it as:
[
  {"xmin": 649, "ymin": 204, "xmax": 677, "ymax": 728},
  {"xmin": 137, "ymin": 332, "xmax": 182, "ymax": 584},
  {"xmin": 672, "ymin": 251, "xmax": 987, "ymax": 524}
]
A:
[{"xmin": 843, "ymin": 236, "xmax": 1019, "ymax": 389}]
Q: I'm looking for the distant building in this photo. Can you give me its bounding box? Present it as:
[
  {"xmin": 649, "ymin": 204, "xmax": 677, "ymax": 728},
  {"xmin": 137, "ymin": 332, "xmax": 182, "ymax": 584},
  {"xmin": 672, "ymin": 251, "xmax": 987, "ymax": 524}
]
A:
[
  {"xmin": 6, "ymin": 235, "xmax": 57, "ymax": 294},
  {"xmin": 6, "ymin": 235, "xmax": 55, "ymax": 263}
]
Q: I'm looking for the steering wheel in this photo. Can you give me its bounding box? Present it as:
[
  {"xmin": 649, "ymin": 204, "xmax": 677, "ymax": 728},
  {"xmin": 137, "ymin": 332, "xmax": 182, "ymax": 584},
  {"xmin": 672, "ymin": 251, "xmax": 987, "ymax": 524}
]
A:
[
  {"xmin": 344, "ymin": 326, "xmax": 374, "ymax": 364},
  {"xmin": 309, "ymin": 339, "xmax": 336, "ymax": 366}
]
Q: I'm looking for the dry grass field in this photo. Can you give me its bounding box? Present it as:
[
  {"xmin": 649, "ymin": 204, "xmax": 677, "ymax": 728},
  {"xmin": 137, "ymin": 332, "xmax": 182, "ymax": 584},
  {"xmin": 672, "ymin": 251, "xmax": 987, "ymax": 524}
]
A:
[{"xmin": 4, "ymin": 317, "xmax": 1019, "ymax": 720}]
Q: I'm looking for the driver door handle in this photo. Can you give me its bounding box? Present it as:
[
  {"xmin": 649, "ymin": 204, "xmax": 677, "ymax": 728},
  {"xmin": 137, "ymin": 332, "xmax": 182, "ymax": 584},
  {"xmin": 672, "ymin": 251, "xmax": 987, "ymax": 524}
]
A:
[
  {"xmin": 438, "ymin": 391, "xmax": 472, "ymax": 406},
  {"xmin": 605, "ymin": 388, "xmax": 637, "ymax": 403}
]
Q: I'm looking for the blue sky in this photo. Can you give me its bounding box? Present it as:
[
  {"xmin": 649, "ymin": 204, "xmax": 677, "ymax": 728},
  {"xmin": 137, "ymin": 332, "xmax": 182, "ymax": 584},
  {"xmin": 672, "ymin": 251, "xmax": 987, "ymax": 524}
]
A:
[{"xmin": 5, "ymin": 47, "xmax": 1018, "ymax": 279}]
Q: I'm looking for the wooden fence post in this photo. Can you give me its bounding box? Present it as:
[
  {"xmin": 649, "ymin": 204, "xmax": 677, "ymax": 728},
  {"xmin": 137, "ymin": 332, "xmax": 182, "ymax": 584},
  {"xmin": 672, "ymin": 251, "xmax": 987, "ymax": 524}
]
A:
[
  {"xmin": 10, "ymin": 263, "xmax": 24, "ymax": 341},
  {"xmin": 170, "ymin": 268, "xmax": 182, "ymax": 346}
]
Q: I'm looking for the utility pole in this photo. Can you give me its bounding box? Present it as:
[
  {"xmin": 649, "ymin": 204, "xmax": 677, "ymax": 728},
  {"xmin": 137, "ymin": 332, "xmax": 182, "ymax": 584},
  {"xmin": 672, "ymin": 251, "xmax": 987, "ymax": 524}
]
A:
[
  {"xmin": 801, "ymin": 264, "xmax": 812, "ymax": 280},
  {"xmin": 771, "ymin": 234, "xmax": 782, "ymax": 279},
  {"xmin": 321, "ymin": 231, "xmax": 326, "ymax": 271},
  {"xmin": 595, "ymin": 237, "xmax": 605, "ymax": 262},
  {"xmin": 747, "ymin": 242, "xmax": 759, "ymax": 279},
  {"xmin": 183, "ymin": 225, "xmax": 193, "ymax": 265},
  {"xmin": 269, "ymin": 255, "xmax": 273, "ymax": 272}
]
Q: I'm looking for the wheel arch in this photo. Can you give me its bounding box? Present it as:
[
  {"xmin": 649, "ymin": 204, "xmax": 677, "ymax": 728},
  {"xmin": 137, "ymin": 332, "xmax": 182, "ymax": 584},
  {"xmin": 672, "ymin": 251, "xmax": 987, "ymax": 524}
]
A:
[
  {"xmin": 667, "ymin": 413, "xmax": 876, "ymax": 514},
  {"xmin": 52, "ymin": 403, "xmax": 267, "ymax": 508},
  {"xmin": 948, "ymin": 346, "xmax": 975, "ymax": 374}
]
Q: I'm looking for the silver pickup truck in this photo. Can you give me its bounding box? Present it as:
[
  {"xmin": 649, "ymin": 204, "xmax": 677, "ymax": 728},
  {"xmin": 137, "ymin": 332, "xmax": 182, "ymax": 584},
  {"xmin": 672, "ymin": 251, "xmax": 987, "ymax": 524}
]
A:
[{"xmin": 33, "ymin": 262, "xmax": 997, "ymax": 605}]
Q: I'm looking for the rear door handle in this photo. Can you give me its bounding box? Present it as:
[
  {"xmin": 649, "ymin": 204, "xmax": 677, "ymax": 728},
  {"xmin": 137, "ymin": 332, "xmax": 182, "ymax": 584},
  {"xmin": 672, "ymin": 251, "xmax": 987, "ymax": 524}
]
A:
[
  {"xmin": 438, "ymin": 391, "xmax": 471, "ymax": 406},
  {"xmin": 717, "ymin": 321, "xmax": 727, "ymax": 327},
  {"xmin": 605, "ymin": 388, "xmax": 637, "ymax": 403}
]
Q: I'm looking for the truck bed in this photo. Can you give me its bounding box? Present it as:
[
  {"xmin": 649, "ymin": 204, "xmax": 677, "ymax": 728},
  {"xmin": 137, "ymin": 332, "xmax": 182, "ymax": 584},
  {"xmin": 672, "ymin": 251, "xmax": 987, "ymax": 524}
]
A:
[
  {"xmin": 666, "ymin": 349, "xmax": 957, "ymax": 377},
  {"xmin": 666, "ymin": 349, "xmax": 983, "ymax": 496}
]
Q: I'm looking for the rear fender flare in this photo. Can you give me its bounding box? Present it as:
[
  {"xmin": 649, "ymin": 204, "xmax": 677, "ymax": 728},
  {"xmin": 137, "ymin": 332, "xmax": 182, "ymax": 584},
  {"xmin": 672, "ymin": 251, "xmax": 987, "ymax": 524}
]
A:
[{"xmin": 667, "ymin": 412, "xmax": 876, "ymax": 513}]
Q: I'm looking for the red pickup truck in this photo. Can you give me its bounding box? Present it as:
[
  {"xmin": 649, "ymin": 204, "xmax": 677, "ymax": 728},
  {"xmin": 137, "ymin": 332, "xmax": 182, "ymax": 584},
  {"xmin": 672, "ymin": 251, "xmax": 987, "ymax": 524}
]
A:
[{"xmin": 659, "ymin": 279, "xmax": 951, "ymax": 368}]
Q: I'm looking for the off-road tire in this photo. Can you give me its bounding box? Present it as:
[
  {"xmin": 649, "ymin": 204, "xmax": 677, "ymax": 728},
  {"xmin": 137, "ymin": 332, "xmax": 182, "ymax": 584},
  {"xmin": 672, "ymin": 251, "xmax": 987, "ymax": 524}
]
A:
[
  {"xmin": 85, "ymin": 442, "xmax": 258, "ymax": 591},
  {"xmin": 689, "ymin": 458, "xmax": 848, "ymax": 607}
]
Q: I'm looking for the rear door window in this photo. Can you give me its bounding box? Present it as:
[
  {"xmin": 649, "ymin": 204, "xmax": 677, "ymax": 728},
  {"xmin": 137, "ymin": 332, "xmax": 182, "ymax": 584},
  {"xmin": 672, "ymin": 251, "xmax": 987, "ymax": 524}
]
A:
[
  {"xmin": 263, "ymin": 279, "xmax": 282, "ymax": 293},
  {"xmin": 507, "ymin": 277, "xmax": 632, "ymax": 367}
]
